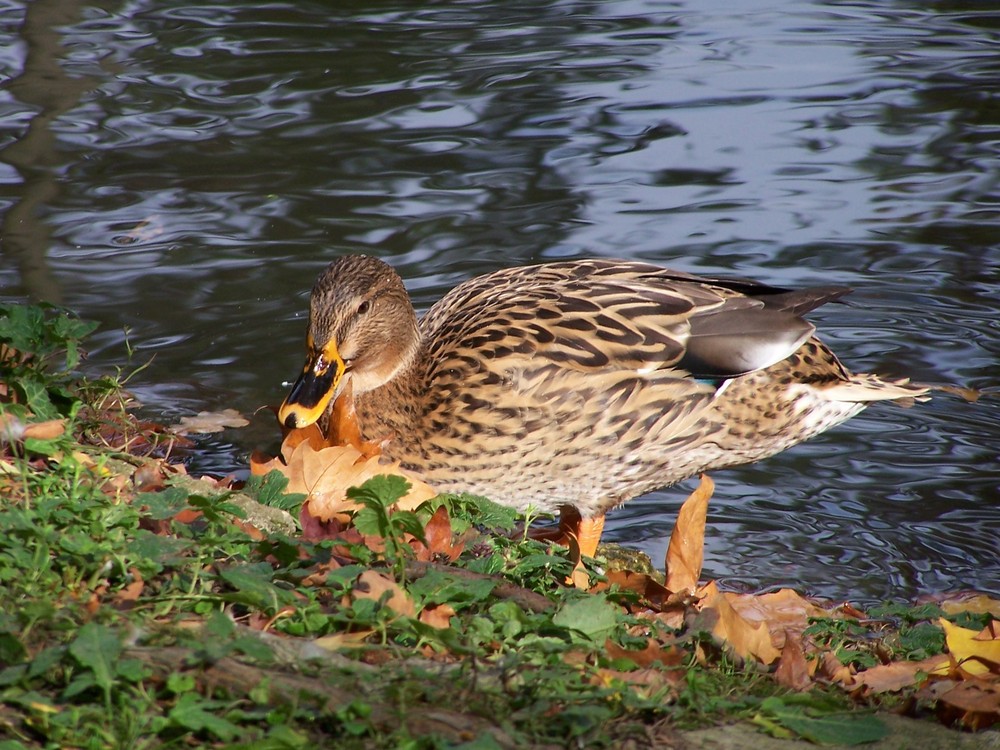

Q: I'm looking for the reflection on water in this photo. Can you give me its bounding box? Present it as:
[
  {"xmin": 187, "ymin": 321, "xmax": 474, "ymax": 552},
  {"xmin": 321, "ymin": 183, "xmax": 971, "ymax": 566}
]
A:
[{"xmin": 1, "ymin": 0, "xmax": 997, "ymax": 603}]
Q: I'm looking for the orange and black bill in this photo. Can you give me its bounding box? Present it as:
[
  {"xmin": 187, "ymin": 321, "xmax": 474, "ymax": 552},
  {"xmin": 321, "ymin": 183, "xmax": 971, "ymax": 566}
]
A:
[{"xmin": 277, "ymin": 338, "xmax": 345, "ymax": 429}]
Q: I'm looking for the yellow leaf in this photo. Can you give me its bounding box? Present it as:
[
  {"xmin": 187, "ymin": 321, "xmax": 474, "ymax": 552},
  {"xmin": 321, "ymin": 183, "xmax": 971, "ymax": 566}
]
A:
[
  {"xmin": 939, "ymin": 618, "xmax": 1000, "ymax": 675},
  {"xmin": 665, "ymin": 474, "xmax": 713, "ymax": 592},
  {"xmin": 313, "ymin": 630, "xmax": 374, "ymax": 651}
]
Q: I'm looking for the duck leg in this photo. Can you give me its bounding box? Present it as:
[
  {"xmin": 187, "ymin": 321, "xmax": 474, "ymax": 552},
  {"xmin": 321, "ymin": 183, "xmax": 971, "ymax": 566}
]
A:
[
  {"xmin": 561, "ymin": 508, "xmax": 606, "ymax": 560},
  {"xmin": 529, "ymin": 506, "xmax": 607, "ymax": 559}
]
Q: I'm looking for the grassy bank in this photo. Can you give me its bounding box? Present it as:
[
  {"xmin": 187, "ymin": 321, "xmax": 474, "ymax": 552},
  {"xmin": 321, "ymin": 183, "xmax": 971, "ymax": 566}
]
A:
[{"xmin": 1, "ymin": 302, "xmax": 997, "ymax": 749}]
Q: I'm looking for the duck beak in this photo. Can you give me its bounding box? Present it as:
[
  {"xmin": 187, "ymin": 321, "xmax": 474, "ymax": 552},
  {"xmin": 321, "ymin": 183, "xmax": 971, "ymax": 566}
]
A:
[{"xmin": 278, "ymin": 337, "xmax": 346, "ymax": 429}]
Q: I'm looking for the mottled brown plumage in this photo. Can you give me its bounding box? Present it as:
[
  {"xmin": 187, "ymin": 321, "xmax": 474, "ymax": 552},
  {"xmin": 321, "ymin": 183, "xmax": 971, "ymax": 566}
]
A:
[{"xmin": 279, "ymin": 255, "xmax": 925, "ymax": 526}]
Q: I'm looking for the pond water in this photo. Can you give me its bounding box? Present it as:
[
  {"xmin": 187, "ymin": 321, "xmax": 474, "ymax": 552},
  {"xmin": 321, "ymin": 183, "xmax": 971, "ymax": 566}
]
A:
[{"xmin": 1, "ymin": 0, "xmax": 998, "ymax": 604}]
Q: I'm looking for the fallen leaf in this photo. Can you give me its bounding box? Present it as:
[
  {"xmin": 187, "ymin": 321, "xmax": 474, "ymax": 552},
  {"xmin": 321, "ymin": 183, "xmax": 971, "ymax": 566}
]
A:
[
  {"xmin": 171, "ymin": 409, "xmax": 249, "ymax": 435},
  {"xmin": 264, "ymin": 439, "xmax": 436, "ymax": 522},
  {"xmin": 774, "ymin": 632, "xmax": 812, "ymax": 691},
  {"xmin": 665, "ymin": 474, "xmax": 713, "ymax": 592},
  {"xmin": 939, "ymin": 618, "xmax": 1000, "ymax": 675},
  {"xmin": 114, "ymin": 567, "xmax": 145, "ymax": 606},
  {"xmin": 591, "ymin": 666, "xmax": 680, "ymax": 698},
  {"xmin": 23, "ymin": 419, "xmax": 66, "ymax": 440},
  {"xmin": 313, "ymin": 630, "xmax": 374, "ymax": 651},
  {"xmin": 855, "ymin": 655, "xmax": 948, "ymax": 693},
  {"xmin": 921, "ymin": 677, "xmax": 1000, "ymax": 730},
  {"xmin": 604, "ymin": 638, "xmax": 685, "ymax": 670},
  {"xmin": 939, "ymin": 593, "xmax": 1000, "ymax": 619},
  {"xmin": 697, "ymin": 581, "xmax": 782, "ymax": 665},
  {"xmin": 418, "ymin": 603, "xmax": 456, "ymax": 630},
  {"xmin": 412, "ymin": 505, "xmax": 464, "ymax": 562},
  {"xmin": 353, "ymin": 570, "xmax": 416, "ymax": 618},
  {"xmin": 725, "ymin": 588, "xmax": 830, "ymax": 649},
  {"xmin": 816, "ymin": 651, "xmax": 854, "ymax": 687}
]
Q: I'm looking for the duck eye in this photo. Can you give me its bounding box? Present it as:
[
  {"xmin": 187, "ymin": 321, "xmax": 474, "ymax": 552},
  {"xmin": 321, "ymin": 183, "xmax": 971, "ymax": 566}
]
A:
[{"xmin": 357, "ymin": 299, "xmax": 372, "ymax": 315}]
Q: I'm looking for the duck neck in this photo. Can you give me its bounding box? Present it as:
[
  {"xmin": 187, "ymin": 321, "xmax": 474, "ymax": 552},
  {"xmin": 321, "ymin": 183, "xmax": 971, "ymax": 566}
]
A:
[{"xmin": 354, "ymin": 335, "xmax": 426, "ymax": 448}]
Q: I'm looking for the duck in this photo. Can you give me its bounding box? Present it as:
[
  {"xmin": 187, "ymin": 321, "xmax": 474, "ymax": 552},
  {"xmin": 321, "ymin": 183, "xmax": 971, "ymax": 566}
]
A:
[{"xmin": 278, "ymin": 255, "xmax": 926, "ymax": 558}]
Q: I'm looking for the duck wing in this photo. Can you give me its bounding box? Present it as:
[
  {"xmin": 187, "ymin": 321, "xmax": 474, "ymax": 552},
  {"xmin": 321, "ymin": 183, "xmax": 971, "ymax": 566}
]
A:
[{"xmin": 420, "ymin": 259, "xmax": 847, "ymax": 381}]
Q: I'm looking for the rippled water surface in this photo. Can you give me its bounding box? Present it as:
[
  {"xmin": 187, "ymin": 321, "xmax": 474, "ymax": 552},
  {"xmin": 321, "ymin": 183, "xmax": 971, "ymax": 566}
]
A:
[{"xmin": 2, "ymin": 0, "xmax": 998, "ymax": 603}]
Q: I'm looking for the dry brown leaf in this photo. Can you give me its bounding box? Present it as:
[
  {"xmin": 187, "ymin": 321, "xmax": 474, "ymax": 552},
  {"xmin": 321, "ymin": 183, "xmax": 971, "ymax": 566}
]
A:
[
  {"xmin": 698, "ymin": 581, "xmax": 781, "ymax": 665},
  {"xmin": 249, "ymin": 449, "xmax": 285, "ymax": 477},
  {"xmin": 114, "ymin": 567, "xmax": 145, "ymax": 607},
  {"xmin": 604, "ymin": 638, "xmax": 685, "ymax": 670},
  {"xmin": 724, "ymin": 588, "xmax": 831, "ymax": 649},
  {"xmin": 665, "ymin": 474, "xmax": 713, "ymax": 592},
  {"xmin": 922, "ymin": 677, "xmax": 1000, "ymax": 731},
  {"xmin": 817, "ymin": 651, "xmax": 854, "ymax": 687},
  {"xmin": 353, "ymin": 570, "xmax": 416, "ymax": 618},
  {"xmin": 855, "ymin": 655, "xmax": 948, "ymax": 693},
  {"xmin": 600, "ymin": 569, "xmax": 687, "ymax": 615},
  {"xmin": 23, "ymin": 419, "xmax": 66, "ymax": 440},
  {"xmin": 171, "ymin": 409, "xmax": 249, "ymax": 435},
  {"xmin": 774, "ymin": 632, "xmax": 813, "ymax": 691},
  {"xmin": 258, "ymin": 432, "xmax": 436, "ymax": 522},
  {"xmin": 591, "ymin": 667, "xmax": 680, "ymax": 698},
  {"xmin": 412, "ymin": 505, "xmax": 464, "ymax": 563}
]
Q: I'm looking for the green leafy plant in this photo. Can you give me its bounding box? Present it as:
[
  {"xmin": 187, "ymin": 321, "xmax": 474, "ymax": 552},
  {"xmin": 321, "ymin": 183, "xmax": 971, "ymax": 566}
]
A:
[
  {"xmin": 349, "ymin": 475, "xmax": 427, "ymax": 579},
  {"xmin": 0, "ymin": 302, "xmax": 98, "ymax": 419}
]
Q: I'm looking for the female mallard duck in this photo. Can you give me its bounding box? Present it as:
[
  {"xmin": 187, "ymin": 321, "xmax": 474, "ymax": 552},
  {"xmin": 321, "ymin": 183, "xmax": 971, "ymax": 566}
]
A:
[{"xmin": 278, "ymin": 255, "xmax": 926, "ymax": 556}]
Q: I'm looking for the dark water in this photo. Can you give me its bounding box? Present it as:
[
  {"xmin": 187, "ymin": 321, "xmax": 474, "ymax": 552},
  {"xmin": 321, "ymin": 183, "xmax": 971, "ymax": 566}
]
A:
[{"xmin": 1, "ymin": 0, "xmax": 998, "ymax": 603}]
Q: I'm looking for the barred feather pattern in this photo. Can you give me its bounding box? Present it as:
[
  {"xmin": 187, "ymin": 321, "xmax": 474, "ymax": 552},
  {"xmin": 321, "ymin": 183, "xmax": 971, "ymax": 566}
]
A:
[{"xmin": 296, "ymin": 256, "xmax": 927, "ymax": 518}]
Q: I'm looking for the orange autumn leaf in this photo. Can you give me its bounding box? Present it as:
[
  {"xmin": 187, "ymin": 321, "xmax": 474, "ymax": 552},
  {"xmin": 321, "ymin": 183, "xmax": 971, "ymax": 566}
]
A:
[
  {"xmin": 697, "ymin": 580, "xmax": 781, "ymax": 665},
  {"xmin": 855, "ymin": 655, "xmax": 948, "ymax": 693},
  {"xmin": 171, "ymin": 409, "xmax": 248, "ymax": 435},
  {"xmin": 604, "ymin": 638, "xmax": 685, "ymax": 670},
  {"xmin": 920, "ymin": 677, "xmax": 1000, "ymax": 731},
  {"xmin": 253, "ymin": 414, "xmax": 438, "ymax": 523},
  {"xmin": 601, "ymin": 569, "xmax": 679, "ymax": 611},
  {"xmin": 353, "ymin": 570, "xmax": 416, "ymax": 619},
  {"xmin": 817, "ymin": 651, "xmax": 854, "ymax": 687},
  {"xmin": 256, "ymin": 431, "xmax": 436, "ymax": 522},
  {"xmin": 724, "ymin": 588, "xmax": 831, "ymax": 649},
  {"xmin": 418, "ymin": 602, "xmax": 457, "ymax": 630},
  {"xmin": 114, "ymin": 567, "xmax": 145, "ymax": 606},
  {"xmin": 23, "ymin": 419, "xmax": 66, "ymax": 441},
  {"xmin": 665, "ymin": 474, "xmax": 713, "ymax": 593},
  {"xmin": 591, "ymin": 666, "xmax": 680, "ymax": 698},
  {"xmin": 412, "ymin": 505, "xmax": 465, "ymax": 563}
]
